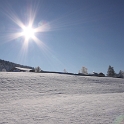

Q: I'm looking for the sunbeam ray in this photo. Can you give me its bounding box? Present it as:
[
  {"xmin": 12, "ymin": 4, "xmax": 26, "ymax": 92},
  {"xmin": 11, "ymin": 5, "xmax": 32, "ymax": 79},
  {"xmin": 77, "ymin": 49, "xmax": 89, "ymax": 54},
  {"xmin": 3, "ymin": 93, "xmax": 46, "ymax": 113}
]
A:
[{"xmin": 0, "ymin": 0, "xmax": 72, "ymax": 70}]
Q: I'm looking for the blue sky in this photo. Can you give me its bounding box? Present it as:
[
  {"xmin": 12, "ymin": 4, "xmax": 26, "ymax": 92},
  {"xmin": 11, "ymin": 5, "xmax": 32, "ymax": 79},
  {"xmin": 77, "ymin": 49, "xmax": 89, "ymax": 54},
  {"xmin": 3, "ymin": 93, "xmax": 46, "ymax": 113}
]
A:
[{"xmin": 0, "ymin": 0, "xmax": 124, "ymax": 74}]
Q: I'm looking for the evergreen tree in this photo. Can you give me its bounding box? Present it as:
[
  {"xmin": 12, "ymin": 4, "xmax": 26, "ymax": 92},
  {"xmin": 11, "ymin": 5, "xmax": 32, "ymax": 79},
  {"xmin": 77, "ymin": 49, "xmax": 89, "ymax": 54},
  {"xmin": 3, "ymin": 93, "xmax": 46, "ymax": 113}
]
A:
[
  {"xmin": 107, "ymin": 65, "xmax": 115, "ymax": 77},
  {"xmin": 118, "ymin": 70, "xmax": 124, "ymax": 78}
]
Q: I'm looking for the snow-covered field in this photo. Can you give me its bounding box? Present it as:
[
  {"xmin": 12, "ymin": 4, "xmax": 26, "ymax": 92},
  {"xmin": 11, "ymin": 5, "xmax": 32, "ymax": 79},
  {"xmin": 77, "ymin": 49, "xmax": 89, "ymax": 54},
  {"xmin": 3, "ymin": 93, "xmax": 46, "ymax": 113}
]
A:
[{"xmin": 0, "ymin": 72, "xmax": 124, "ymax": 124}]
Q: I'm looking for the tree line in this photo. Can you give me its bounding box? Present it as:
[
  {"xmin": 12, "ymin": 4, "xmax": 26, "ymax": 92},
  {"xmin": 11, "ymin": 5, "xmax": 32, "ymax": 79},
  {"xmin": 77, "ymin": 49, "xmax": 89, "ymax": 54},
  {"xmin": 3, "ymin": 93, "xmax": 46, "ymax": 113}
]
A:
[{"xmin": 33, "ymin": 65, "xmax": 124, "ymax": 78}]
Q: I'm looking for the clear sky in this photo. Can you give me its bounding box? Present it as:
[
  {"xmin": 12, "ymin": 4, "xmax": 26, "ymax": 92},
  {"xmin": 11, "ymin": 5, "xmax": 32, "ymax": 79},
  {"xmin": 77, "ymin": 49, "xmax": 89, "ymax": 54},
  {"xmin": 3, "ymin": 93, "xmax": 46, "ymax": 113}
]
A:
[{"xmin": 0, "ymin": 0, "xmax": 124, "ymax": 74}]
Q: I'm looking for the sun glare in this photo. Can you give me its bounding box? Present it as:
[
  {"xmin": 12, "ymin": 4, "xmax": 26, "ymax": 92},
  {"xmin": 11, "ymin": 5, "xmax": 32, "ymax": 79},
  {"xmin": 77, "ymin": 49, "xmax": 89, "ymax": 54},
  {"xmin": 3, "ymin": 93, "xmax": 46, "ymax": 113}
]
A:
[
  {"xmin": 3, "ymin": 4, "xmax": 51, "ymax": 56},
  {"xmin": 22, "ymin": 25, "xmax": 35, "ymax": 40}
]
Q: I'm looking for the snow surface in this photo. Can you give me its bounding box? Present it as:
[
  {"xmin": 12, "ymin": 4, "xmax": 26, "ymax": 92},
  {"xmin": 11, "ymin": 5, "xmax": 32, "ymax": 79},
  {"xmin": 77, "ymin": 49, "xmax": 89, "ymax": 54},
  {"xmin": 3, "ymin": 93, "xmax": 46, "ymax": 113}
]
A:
[
  {"xmin": 0, "ymin": 72, "xmax": 124, "ymax": 124},
  {"xmin": 15, "ymin": 67, "xmax": 33, "ymax": 71}
]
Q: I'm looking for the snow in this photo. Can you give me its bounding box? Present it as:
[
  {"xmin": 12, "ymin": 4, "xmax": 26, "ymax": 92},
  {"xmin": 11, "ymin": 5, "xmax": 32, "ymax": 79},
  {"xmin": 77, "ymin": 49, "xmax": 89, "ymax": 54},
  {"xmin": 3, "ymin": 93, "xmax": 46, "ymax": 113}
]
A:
[
  {"xmin": 15, "ymin": 67, "xmax": 33, "ymax": 71},
  {"xmin": 0, "ymin": 72, "xmax": 124, "ymax": 124}
]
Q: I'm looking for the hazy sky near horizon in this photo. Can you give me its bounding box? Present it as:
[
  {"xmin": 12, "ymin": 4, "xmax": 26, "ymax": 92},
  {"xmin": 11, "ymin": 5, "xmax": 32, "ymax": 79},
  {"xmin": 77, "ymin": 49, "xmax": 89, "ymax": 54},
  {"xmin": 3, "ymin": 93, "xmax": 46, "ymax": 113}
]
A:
[{"xmin": 0, "ymin": 0, "xmax": 124, "ymax": 74}]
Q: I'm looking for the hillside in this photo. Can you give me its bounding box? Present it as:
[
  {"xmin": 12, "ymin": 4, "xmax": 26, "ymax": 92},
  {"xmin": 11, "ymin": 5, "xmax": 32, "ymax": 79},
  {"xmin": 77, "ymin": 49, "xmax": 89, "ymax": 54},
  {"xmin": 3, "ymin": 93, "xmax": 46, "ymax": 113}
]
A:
[
  {"xmin": 0, "ymin": 72, "xmax": 124, "ymax": 124},
  {"xmin": 0, "ymin": 59, "xmax": 34, "ymax": 71}
]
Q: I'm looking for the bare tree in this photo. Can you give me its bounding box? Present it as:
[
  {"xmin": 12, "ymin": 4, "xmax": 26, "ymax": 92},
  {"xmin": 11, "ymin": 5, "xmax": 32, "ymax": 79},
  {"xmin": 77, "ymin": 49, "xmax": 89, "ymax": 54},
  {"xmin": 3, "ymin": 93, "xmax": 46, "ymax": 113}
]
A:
[
  {"xmin": 64, "ymin": 69, "xmax": 67, "ymax": 73},
  {"xmin": 35, "ymin": 66, "xmax": 41, "ymax": 72},
  {"xmin": 81, "ymin": 67, "xmax": 88, "ymax": 75}
]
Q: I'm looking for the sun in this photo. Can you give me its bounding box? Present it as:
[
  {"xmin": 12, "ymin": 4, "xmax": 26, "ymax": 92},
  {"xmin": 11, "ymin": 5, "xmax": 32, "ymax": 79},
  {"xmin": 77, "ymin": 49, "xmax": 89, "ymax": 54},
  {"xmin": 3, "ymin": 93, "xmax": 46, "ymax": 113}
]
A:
[{"xmin": 21, "ymin": 25, "xmax": 35, "ymax": 40}]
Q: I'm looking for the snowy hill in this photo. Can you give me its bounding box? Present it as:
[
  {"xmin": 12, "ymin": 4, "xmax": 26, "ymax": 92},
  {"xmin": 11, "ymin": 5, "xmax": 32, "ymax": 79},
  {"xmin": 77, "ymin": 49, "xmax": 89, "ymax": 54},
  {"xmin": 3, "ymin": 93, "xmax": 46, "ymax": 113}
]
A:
[
  {"xmin": 0, "ymin": 72, "xmax": 124, "ymax": 124},
  {"xmin": 0, "ymin": 59, "xmax": 34, "ymax": 71}
]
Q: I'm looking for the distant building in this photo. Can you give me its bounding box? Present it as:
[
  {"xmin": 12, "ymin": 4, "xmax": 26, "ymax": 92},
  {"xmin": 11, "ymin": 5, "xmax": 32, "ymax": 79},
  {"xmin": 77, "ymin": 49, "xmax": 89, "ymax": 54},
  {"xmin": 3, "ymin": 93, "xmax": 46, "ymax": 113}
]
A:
[
  {"xmin": 98, "ymin": 72, "xmax": 105, "ymax": 77},
  {"xmin": 93, "ymin": 72, "xmax": 98, "ymax": 76}
]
